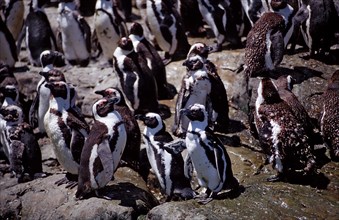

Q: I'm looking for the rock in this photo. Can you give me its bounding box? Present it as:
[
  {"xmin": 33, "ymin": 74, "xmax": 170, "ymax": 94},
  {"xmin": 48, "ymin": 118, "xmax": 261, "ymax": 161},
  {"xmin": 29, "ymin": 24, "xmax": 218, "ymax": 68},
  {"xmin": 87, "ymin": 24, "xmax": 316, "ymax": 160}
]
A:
[{"xmin": 0, "ymin": 168, "xmax": 159, "ymax": 219}]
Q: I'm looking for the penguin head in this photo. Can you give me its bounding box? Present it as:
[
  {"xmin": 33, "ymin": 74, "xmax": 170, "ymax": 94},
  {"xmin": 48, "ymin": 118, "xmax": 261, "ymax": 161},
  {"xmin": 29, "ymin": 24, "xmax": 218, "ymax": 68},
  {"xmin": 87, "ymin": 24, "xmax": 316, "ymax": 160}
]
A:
[
  {"xmin": 0, "ymin": 105, "xmax": 24, "ymax": 124},
  {"xmin": 275, "ymin": 75, "xmax": 296, "ymax": 91},
  {"xmin": 186, "ymin": 42, "xmax": 209, "ymax": 60},
  {"xmin": 129, "ymin": 22, "xmax": 144, "ymax": 38},
  {"xmin": 39, "ymin": 69, "xmax": 66, "ymax": 83},
  {"xmin": 92, "ymin": 97, "xmax": 118, "ymax": 118},
  {"xmin": 253, "ymin": 12, "xmax": 285, "ymax": 35},
  {"xmin": 258, "ymin": 77, "xmax": 282, "ymax": 104},
  {"xmin": 270, "ymin": 0, "xmax": 288, "ymax": 11},
  {"xmin": 39, "ymin": 50, "xmax": 65, "ymax": 68},
  {"xmin": 117, "ymin": 37, "xmax": 134, "ymax": 54},
  {"xmin": 181, "ymin": 104, "xmax": 207, "ymax": 122},
  {"xmin": 0, "ymin": 85, "xmax": 19, "ymax": 102},
  {"xmin": 328, "ymin": 70, "xmax": 339, "ymax": 90},
  {"xmin": 136, "ymin": 112, "xmax": 164, "ymax": 131},
  {"xmin": 95, "ymin": 87, "xmax": 125, "ymax": 106},
  {"xmin": 45, "ymin": 81, "xmax": 70, "ymax": 102},
  {"xmin": 183, "ymin": 56, "xmax": 204, "ymax": 71}
]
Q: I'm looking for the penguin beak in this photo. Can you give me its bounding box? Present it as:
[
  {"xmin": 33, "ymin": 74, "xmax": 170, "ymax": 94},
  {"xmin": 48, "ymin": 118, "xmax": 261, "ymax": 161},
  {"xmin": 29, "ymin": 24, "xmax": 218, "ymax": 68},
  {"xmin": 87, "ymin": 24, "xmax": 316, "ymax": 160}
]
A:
[
  {"xmin": 135, "ymin": 114, "xmax": 145, "ymax": 121},
  {"xmin": 39, "ymin": 71, "xmax": 48, "ymax": 78},
  {"xmin": 179, "ymin": 108, "xmax": 190, "ymax": 116},
  {"xmin": 107, "ymin": 97, "xmax": 119, "ymax": 105},
  {"xmin": 94, "ymin": 90, "xmax": 106, "ymax": 97}
]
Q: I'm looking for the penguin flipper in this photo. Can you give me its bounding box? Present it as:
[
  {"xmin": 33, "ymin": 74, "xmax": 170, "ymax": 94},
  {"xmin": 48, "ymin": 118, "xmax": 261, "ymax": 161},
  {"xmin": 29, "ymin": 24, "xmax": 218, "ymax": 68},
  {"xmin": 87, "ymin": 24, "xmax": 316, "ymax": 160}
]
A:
[
  {"xmin": 28, "ymin": 94, "xmax": 39, "ymax": 128},
  {"xmin": 270, "ymin": 31, "xmax": 284, "ymax": 67},
  {"xmin": 96, "ymin": 137, "xmax": 114, "ymax": 186},
  {"xmin": 293, "ymin": 4, "xmax": 309, "ymax": 26},
  {"xmin": 162, "ymin": 139, "xmax": 186, "ymax": 155},
  {"xmin": 77, "ymin": 14, "xmax": 92, "ymax": 53},
  {"xmin": 16, "ymin": 23, "xmax": 26, "ymax": 55}
]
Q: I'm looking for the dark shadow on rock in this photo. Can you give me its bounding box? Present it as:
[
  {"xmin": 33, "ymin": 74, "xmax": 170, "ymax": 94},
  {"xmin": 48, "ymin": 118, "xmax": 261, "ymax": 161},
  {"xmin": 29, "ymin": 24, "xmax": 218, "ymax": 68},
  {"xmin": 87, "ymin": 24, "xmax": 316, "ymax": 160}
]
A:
[
  {"xmin": 300, "ymin": 49, "xmax": 339, "ymax": 65},
  {"xmin": 270, "ymin": 66, "xmax": 325, "ymax": 84},
  {"xmin": 226, "ymin": 119, "xmax": 247, "ymax": 134},
  {"xmin": 216, "ymin": 185, "xmax": 246, "ymax": 200},
  {"xmin": 286, "ymin": 172, "xmax": 330, "ymax": 190},
  {"xmin": 216, "ymin": 134, "xmax": 241, "ymax": 147},
  {"xmin": 313, "ymin": 147, "xmax": 331, "ymax": 169},
  {"xmin": 99, "ymin": 182, "xmax": 160, "ymax": 210}
]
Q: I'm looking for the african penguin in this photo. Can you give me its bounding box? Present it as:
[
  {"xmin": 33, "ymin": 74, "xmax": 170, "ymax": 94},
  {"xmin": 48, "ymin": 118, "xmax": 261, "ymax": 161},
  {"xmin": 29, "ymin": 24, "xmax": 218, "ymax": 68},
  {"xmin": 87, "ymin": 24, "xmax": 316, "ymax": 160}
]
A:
[
  {"xmin": 76, "ymin": 97, "xmax": 127, "ymax": 199},
  {"xmin": 129, "ymin": 22, "xmax": 175, "ymax": 100},
  {"xmin": 0, "ymin": 62, "xmax": 18, "ymax": 107},
  {"xmin": 0, "ymin": 84, "xmax": 19, "ymax": 107},
  {"xmin": 0, "ymin": 16, "xmax": 18, "ymax": 68},
  {"xmin": 94, "ymin": 87, "xmax": 149, "ymax": 181},
  {"xmin": 196, "ymin": 0, "xmax": 241, "ymax": 52},
  {"xmin": 57, "ymin": 1, "xmax": 91, "ymax": 67},
  {"xmin": 254, "ymin": 77, "xmax": 316, "ymax": 182},
  {"xmin": 113, "ymin": 37, "xmax": 159, "ymax": 115},
  {"xmin": 2, "ymin": 0, "xmax": 24, "ymax": 41},
  {"xmin": 44, "ymin": 81, "xmax": 89, "ymax": 187},
  {"xmin": 181, "ymin": 103, "xmax": 239, "ymax": 204},
  {"xmin": 137, "ymin": 112, "xmax": 195, "ymax": 201},
  {"xmin": 320, "ymin": 70, "xmax": 339, "ymax": 161},
  {"xmin": 94, "ymin": 0, "xmax": 128, "ymax": 66},
  {"xmin": 172, "ymin": 51, "xmax": 212, "ymax": 138},
  {"xmin": 146, "ymin": 0, "xmax": 190, "ymax": 64},
  {"xmin": 16, "ymin": 0, "xmax": 58, "ymax": 67}
]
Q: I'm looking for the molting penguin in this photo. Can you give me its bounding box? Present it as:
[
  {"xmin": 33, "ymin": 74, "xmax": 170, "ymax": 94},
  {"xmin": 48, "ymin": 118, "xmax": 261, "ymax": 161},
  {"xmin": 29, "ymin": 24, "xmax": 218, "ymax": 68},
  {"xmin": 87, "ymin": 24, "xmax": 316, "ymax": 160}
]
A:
[
  {"xmin": 57, "ymin": 1, "xmax": 91, "ymax": 67},
  {"xmin": 0, "ymin": 16, "xmax": 18, "ymax": 68},
  {"xmin": 196, "ymin": 0, "xmax": 241, "ymax": 52},
  {"xmin": 3, "ymin": 0, "xmax": 24, "ymax": 41},
  {"xmin": 180, "ymin": 103, "xmax": 239, "ymax": 204},
  {"xmin": 0, "ymin": 104, "xmax": 44, "ymax": 183},
  {"xmin": 113, "ymin": 37, "xmax": 159, "ymax": 115},
  {"xmin": 254, "ymin": 77, "xmax": 316, "ymax": 181},
  {"xmin": 94, "ymin": 0, "xmax": 128, "ymax": 65},
  {"xmin": 173, "ymin": 51, "xmax": 212, "ymax": 138},
  {"xmin": 245, "ymin": 12, "xmax": 285, "ymax": 78},
  {"xmin": 137, "ymin": 112, "xmax": 195, "ymax": 201},
  {"xmin": 146, "ymin": 0, "xmax": 190, "ymax": 64},
  {"xmin": 16, "ymin": 0, "xmax": 58, "ymax": 67},
  {"xmin": 94, "ymin": 87, "xmax": 149, "ymax": 180},
  {"xmin": 129, "ymin": 22, "xmax": 175, "ymax": 100},
  {"xmin": 320, "ymin": 70, "xmax": 339, "ymax": 161},
  {"xmin": 44, "ymin": 81, "xmax": 89, "ymax": 187},
  {"xmin": 76, "ymin": 97, "xmax": 127, "ymax": 199}
]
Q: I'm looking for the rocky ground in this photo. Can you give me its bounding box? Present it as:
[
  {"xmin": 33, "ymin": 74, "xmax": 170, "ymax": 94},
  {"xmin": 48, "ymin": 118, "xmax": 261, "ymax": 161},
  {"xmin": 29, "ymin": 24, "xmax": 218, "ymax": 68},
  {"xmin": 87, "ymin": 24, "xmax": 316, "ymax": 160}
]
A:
[{"xmin": 1, "ymin": 3, "xmax": 339, "ymax": 220}]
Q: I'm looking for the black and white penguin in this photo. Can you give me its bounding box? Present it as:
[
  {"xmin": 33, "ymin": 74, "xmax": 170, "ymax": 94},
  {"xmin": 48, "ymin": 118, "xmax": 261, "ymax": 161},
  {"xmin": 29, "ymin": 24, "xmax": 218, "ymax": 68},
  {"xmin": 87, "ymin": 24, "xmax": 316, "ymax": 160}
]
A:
[
  {"xmin": 75, "ymin": 0, "xmax": 97, "ymax": 17},
  {"xmin": 172, "ymin": 50, "xmax": 212, "ymax": 138},
  {"xmin": 0, "ymin": 16, "xmax": 18, "ymax": 68},
  {"xmin": 187, "ymin": 42, "xmax": 229, "ymax": 132},
  {"xmin": 254, "ymin": 77, "xmax": 316, "ymax": 181},
  {"xmin": 0, "ymin": 104, "xmax": 44, "ymax": 182},
  {"xmin": 94, "ymin": 87, "xmax": 150, "ymax": 180},
  {"xmin": 57, "ymin": 1, "xmax": 91, "ymax": 67},
  {"xmin": 180, "ymin": 103, "xmax": 239, "ymax": 204},
  {"xmin": 0, "ymin": 84, "xmax": 20, "ymax": 107},
  {"xmin": 113, "ymin": 37, "xmax": 159, "ymax": 115},
  {"xmin": 16, "ymin": 0, "xmax": 58, "ymax": 67},
  {"xmin": 129, "ymin": 22, "xmax": 175, "ymax": 100},
  {"xmin": 94, "ymin": 0, "xmax": 128, "ymax": 65},
  {"xmin": 44, "ymin": 81, "xmax": 89, "ymax": 187},
  {"xmin": 137, "ymin": 112, "xmax": 195, "ymax": 201},
  {"xmin": 293, "ymin": 0, "xmax": 337, "ymax": 58},
  {"xmin": 2, "ymin": 0, "xmax": 24, "ymax": 41},
  {"xmin": 320, "ymin": 70, "xmax": 339, "ymax": 161},
  {"xmin": 244, "ymin": 12, "xmax": 285, "ymax": 78},
  {"xmin": 146, "ymin": 0, "xmax": 190, "ymax": 64},
  {"xmin": 76, "ymin": 97, "xmax": 127, "ymax": 199},
  {"xmin": 196, "ymin": 0, "xmax": 241, "ymax": 52}
]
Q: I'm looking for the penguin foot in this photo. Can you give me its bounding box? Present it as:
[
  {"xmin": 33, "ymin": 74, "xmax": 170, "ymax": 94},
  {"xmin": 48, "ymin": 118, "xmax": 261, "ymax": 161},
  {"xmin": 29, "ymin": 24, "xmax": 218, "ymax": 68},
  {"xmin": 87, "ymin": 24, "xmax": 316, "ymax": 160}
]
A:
[
  {"xmin": 194, "ymin": 192, "xmax": 214, "ymax": 205},
  {"xmin": 266, "ymin": 173, "xmax": 285, "ymax": 182},
  {"xmin": 55, "ymin": 173, "xmax": 78, "ymax": 188},
  {"xmin": 208, "ymin": 44, "xmax": 222, "ymax": 53},
  {"xmin": 162, "ymin": 53, "xmax": 172, "ymax": 65}
]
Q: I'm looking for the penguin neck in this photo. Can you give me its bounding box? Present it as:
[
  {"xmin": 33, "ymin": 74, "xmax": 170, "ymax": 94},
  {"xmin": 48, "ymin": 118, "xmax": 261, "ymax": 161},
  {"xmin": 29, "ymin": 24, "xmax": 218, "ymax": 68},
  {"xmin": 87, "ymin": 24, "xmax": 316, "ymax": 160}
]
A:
[
  {"xmin": 42, "ymin": 64, "xmax": 53, "ymax": 72},
  {"xmin": 129, "ymin": 34, "xmax": 144, "ymax": 49},
  {"xmin": 50, "ymin": 96, "xmax": 70, "ymax": 111},
  {"xmin": 144, "ymin": 124, "xmax": 163, "ymax": 138},
  {"xmin": 2, "ymin": 97, "xmax": 18, "ymax": 107},
  {"xmin": 114, "ymin": 47, "xmax": 133, "ymax": 58},
  {"xmin": 95, "ymin": 111, "xmax": 122, "ymax": 125},
  {"xmin": 187, "ymin": 120, "xmax": 208, "ymax": 133},
  {"xmin": 255, "ymin": 80, "xmax": 264, "ymax": 115}
]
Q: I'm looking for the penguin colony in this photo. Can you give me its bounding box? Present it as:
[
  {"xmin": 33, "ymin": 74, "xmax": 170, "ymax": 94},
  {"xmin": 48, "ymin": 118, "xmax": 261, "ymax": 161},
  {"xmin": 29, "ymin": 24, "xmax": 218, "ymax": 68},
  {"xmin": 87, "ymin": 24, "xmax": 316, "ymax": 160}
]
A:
[{"xmin": 0, "ymin": 0, "xmax": 338, "ymax": 205}]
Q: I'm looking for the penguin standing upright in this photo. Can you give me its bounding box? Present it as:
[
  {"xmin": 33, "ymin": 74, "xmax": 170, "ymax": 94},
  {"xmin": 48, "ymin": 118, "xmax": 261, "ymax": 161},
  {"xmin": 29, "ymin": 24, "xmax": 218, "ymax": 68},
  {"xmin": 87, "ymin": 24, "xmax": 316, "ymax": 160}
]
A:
[
  {"xmin": 137, "ymin": 112, "xmax": 195, "ymax": 201},
  {"xmin": 146, "ymin": 0, "xmax": 190, "ymax": 64},
  {"xmin": 180, "ymin": 103, "xmax": 238, "ymax": 204},
  {"xmin": 2, "ymin": 0, "xmax": 24, "ymax": 41},
  {"xmin": 44, "ymin": 81, "xmax": 89, "ymax": 187},
  {"xmin": 254, "ymin": 77, "xmax": 316, "ymax": 181},
  {"xmin": 196, "ymin": 0, "xmax": 241, "ymax": 52},
  {"xmin": 0, "ymin": 104, "xmax": 43, "ymax": 183},
  {"xmin": 113, "ymin": 37, "xmax": 159, "ymax": 115},
  {"xmin": 94, "ymin": 0, "xmax": 128, "ymax": 65},
  {"xmin": 16, "ymin": 0, "xmax": 58, "ymax": 67},
  {"xmin": 0, "ymin": 16, "xmax": 18, "ymax": 68},
  {"xmin": 76, "ymin": 97, "xmax": 127, "ymax": 199},
  {"xmin": 320, "ymin": 70, "xmax": 339, "ymax": 161},
  {"xmin": 57, "ymin": 1, "xmax": 91, "ymax": 67},
  {"xmin": 94, "ymin": 87, "xmax": 150, "ymax": 180},
  {"xmin": 129, "ymin": 22, "xmax": 175, "ymax": 100},
  {"xmin": 172, "ymin": 50, "xmax": 212, "ymax": 138}
]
